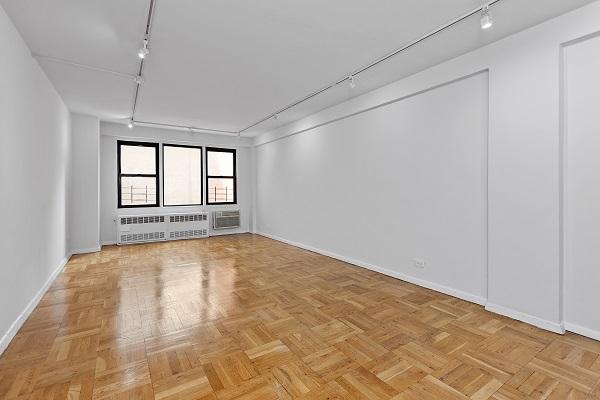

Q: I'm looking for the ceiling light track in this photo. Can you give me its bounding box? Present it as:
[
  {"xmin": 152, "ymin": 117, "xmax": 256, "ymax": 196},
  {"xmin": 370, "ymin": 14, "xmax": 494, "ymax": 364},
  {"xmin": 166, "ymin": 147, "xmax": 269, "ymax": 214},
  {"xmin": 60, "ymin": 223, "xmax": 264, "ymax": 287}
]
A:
[
  {"xmin": 130, "ymin": 0, "xmax": 157, "ymax": 123},
  {"xmin": 237, "ymin": 0, "xmax": 502, "ymax": 135},
  {"xmin": 133, "ymin": 120, "xmax": 239, "ymax": 135},
  {"xmin": 32, "ymin": 53, "xmax": 135, "ymax": 79}
]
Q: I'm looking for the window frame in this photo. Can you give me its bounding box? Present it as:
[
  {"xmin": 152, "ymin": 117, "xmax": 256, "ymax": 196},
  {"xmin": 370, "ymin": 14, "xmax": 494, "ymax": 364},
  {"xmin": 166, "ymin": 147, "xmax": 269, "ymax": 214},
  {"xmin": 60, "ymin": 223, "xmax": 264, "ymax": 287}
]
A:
[
  {"xmin": 206, "ymin": 147, "xmax": 237, "ymax": 205},
  {"xmin": 162, "ymin": 143, "xmax": 204, "ymax": 207},
  {"xmin": 117, "ymin": 140, "xmax": 160, "ymax": 208}
]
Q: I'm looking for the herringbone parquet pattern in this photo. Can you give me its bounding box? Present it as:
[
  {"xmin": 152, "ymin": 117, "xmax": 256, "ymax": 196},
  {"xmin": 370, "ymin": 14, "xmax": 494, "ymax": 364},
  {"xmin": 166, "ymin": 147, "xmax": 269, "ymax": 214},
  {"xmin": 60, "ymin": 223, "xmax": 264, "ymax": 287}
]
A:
[{"xmin": 1, "ymin": 234, "xmax": 599, "ymax": 399}]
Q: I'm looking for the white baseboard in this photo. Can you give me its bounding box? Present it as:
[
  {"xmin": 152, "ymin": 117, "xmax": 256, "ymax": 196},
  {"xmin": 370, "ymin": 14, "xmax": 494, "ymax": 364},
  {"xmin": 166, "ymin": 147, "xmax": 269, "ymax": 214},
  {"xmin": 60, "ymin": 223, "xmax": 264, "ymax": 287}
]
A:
[
  {"xmin": 210, "ymin": 229, "xmax": 250, "ymax": 237},
  {"xmin": 101, "ymin": 240, "xmax": 116, "ymax": 246},
  {"xmin": 256, "ymin": 231, "xmax": 487, "ymax": 306},
  {"xmin": 564, "ymin": 322, "xmax": 600, "ymax": 341},
  {"xmin": 0, "ymin": 252, "xmax": 72, "ymax": 356},
  {"xmin": 71, "ymin": 245, "xmax": 101, "ymax": 255},
  {"xmin": 485, "ymin": 302, "xmax": 565, "ymax": 334}
]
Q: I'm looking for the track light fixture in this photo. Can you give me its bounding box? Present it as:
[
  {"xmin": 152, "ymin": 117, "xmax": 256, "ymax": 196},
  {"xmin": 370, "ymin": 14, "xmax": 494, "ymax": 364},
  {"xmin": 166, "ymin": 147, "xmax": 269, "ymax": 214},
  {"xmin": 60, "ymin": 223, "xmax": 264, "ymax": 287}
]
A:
[
  {"xmin": 128, "ymin": 120, "xmax": 134, "ymax": 129},
  {"xmin": 133, "ymin": 75, "xmax": 145, "ymax": 85},
  {"xmin": 348, "ymin": 75, "xmax": 356, "ymax": 89},
  {"xmin": 138, "ymin": 38, "xmax": 149, "ymax": 59},
  {"xmin": 480, "ymin": 4, "xmax": 493, "ymax": 30}
]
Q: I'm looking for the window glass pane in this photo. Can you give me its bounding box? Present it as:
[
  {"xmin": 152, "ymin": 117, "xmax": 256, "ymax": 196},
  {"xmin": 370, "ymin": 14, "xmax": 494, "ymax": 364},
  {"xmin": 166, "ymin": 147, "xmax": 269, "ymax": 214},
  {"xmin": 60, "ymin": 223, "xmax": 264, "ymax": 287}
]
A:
[
  {"xmin": 164, "ymin": 146, "xmax": 202, "ymax": 205},
  {"xmin": 207, "ymin": 151, "xmax": 233, "ymax": 176},
  {"xmin": 120, "ymin": 145, "xmax": 156, "ymax": 174},
  {"xmin": 207, "ymin": 178, "xmax": 235, "ymax": 203},
  {"xmin": 120, "ymin": 176, "xmax": 157, "ymax": 206}
]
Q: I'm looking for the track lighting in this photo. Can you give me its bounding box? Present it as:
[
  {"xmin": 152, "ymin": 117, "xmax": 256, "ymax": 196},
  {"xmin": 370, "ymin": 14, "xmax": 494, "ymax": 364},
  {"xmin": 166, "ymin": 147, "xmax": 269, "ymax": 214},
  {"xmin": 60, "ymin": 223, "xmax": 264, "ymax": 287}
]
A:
[
  {"xmin": 348, "ymin": 75, "xmax": 356, "ymax": 89},
  {"xmin": 138, "ymin": 39, "xmax": 149, "ymax": 59},
  {"xmin": 133, "ymin": 75, "xmax": 145, "ymax": 85},
  {"xmin": 480, "ymin": 4, "xmax": 493, "ymax": 30},
  {"xmin": 128, "ymin": 120, "xmax": 134, "ymax": 129}
]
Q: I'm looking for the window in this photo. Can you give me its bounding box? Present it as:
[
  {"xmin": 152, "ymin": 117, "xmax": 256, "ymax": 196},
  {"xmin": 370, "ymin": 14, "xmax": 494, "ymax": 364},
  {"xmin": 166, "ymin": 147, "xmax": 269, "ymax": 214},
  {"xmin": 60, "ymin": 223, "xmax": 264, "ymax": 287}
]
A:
[
  {"xmin": 163, "ymin": 144, "xmax": 203, "ymax": 206},
  {"xmin": 117, "ymin": 140, "xmax": 159, "ymax": 208},
  {"xmin": 206, "ymin": 147, "xmax": 237, "ymax": 204}
]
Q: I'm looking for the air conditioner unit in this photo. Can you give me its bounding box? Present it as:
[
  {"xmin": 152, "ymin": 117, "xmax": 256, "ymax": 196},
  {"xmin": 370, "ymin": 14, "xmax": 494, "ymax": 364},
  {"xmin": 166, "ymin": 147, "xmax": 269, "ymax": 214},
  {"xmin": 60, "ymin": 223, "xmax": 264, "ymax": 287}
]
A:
[
  {"xmin": 117, "ymin": 212, "xmax": 209, "ymax": 245},
  {"xmin": 212, "ymin": 210, "xmax": 240, "ymax": 229}
]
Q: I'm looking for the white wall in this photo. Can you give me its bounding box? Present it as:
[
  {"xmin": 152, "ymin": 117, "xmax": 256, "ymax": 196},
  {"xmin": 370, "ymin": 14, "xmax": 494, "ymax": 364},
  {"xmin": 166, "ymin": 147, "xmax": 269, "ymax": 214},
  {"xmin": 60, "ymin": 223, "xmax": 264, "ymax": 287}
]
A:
[
  {"xmin": 563, "ymin": 33, "xmax": 600, "ymax": 340},
  {"xmin": 254, "ymin": 1, "xmax": 600, "ymax": 334},
  {"xmin": 0, "ymin": 5, "xmax": 71, "ymax": 353},
  {"xmin": 100, "ymin": 122, "xmax": 253, "ymax": 244},
  {"xmin": 70, "ymin": 113, "xmax": 100, "ymax": 253},
  {"xmin": 257, "ymin": 73, "xmax": 488, "ymax": 304}
]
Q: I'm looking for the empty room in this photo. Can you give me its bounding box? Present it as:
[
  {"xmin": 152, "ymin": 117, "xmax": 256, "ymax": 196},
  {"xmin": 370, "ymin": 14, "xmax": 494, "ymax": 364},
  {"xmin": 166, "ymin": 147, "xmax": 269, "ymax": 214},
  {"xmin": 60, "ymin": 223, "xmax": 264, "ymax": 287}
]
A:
[{"xmin": 2, "ymin": 0, "xmax": 600, "ymax": 398}]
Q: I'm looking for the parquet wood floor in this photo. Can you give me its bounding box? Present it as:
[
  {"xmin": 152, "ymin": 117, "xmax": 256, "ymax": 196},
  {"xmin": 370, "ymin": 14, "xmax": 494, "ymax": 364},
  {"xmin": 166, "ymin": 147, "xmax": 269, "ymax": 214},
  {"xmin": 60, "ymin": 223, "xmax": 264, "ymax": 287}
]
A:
[{"xmin": 1, "ymin": 234, "xmax": 600, "ymax": 399}]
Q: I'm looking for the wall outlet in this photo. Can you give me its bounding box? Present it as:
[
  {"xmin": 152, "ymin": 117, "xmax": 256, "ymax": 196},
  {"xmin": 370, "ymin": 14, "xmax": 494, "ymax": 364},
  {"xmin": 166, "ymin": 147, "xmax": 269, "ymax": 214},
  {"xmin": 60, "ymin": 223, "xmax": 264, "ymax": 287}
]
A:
[{"xmin": 413, "ymin": 258, "xmax": 426, "ymax": 269}]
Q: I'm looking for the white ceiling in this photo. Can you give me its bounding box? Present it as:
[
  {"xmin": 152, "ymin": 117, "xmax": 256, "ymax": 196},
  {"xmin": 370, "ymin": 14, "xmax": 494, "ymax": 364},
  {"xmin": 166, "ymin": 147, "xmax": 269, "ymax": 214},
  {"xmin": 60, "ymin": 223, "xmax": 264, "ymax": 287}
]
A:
[{"xmin": 1, "ymin": 0, "xmax": 595, "ymax": 136}]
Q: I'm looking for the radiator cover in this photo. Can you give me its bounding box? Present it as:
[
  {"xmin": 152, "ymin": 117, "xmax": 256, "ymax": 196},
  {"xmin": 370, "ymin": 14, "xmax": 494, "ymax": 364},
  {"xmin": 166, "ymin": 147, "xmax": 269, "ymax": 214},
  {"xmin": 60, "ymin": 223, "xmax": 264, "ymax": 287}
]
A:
[{"xmin": 117, "ymin": 212, "xmax": 209, "ymax": 244}]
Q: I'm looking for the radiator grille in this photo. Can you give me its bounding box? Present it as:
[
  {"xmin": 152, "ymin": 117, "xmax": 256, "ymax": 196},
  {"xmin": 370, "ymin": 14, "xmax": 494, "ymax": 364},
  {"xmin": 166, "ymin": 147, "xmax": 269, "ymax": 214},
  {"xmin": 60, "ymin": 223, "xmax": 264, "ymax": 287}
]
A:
[
  {"xmin": 170, "ymin": 214, "xmax": 208, "ymax": 223},
  {"xmin": 120, "ymin": 231, "xmax": 165, "ymax": 243},
  {"xmin": 118, "ymin": 212, "xmax": 209, "ymax": 245},
  {"xmin": 120, "ymin": 215, "xmax": 164, "ymax": 225},
  {"xmin": 169, "ymin": 229, "xmax": 208, "ymax": 239}
]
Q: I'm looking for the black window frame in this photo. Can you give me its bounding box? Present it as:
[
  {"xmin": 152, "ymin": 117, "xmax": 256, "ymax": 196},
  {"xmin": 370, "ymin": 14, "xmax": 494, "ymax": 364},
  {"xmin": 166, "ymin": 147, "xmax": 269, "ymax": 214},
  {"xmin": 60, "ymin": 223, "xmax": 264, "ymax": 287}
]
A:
[
  {"xmin": 206, "ymin": 147, "xmax": 237, "ymax": 205},
  {"xmin": 117, "ymin": 140, "xmax": 160, "ymax": 208},
  {"xmin": 162, "ymin": 143, "xmax": 204, "ymax": 207}
]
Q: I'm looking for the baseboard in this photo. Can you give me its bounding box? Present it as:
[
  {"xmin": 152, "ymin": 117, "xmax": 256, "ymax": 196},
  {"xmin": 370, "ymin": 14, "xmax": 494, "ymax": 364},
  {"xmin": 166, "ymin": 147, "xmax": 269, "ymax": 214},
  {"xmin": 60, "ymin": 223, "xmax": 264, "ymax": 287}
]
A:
[
  {"xmin": 101, "ymin": 240, "xmax": 116, "ymax": 246},
  {"xmin": 564, "ymin": 322, "xmax": 600, "ymax": 341},
  {"xmin": 0, "ymin": 252, "xmax": 72, "ymax": 356},
  {"xmin": 209, "ymin": 229, "xmax": 250, "ymax": 237},
  {"xmin": 71, "ymin": 245, "xmax": 101, "ymax": 255},
  {"xmin": 257, "ymin": 231, "xmax": 487, "ymax": 306},
  {"xmin": 485, "ymin": 302, "xmax": 565, "ymax": 334}
]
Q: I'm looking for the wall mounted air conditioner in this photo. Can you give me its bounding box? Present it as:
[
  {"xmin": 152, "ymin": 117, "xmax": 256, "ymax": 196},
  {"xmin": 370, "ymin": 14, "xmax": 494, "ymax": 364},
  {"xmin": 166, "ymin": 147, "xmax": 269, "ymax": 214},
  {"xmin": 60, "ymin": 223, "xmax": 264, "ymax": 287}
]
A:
[
  {"xmin": 117, "ymin": 212, "xmax": 209, "ymax": 245},
  {"xmin": 212, "ymin": 210, "xmax": 240, "ymax": 229}
]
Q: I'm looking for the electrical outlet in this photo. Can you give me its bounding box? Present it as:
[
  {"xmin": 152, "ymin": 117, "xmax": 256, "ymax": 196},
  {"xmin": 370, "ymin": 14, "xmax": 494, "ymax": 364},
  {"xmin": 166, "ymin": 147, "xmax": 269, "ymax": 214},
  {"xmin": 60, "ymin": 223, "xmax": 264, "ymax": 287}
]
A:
[{"xmin": 413, "ymin": 258, "xmax": 426, "ymax": 269}]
